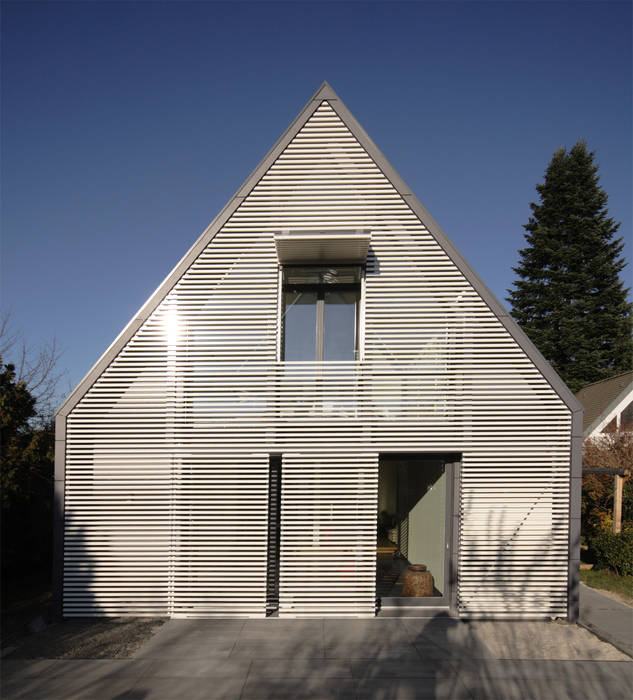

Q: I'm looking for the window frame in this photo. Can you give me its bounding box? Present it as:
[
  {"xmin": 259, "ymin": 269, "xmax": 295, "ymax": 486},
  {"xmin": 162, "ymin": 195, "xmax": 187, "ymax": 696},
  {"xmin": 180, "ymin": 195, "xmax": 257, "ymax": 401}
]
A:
[{"xmin": 279, "ymin": 264, "xmax": 363, "ymax": 362}]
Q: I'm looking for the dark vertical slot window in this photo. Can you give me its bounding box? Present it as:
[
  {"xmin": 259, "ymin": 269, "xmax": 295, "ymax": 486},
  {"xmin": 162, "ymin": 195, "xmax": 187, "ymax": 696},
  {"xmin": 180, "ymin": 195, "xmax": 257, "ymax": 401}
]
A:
[
  {"xmin": 281, "ymin": 266, "xmax": 360, "ymax": 361},
  {"xmin": 266, "ymin": 455, "xmax": 282, "ymax": 614}
]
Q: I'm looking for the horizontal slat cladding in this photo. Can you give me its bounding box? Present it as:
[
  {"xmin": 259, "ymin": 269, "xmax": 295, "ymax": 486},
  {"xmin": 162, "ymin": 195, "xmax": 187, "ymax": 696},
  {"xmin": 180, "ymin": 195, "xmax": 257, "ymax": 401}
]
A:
[
  {"xmin": 279, "ymin": 453, "xmax": 378, "ymax": 617},
  {"xmin": 65, "ymin": 100, "xmax": 572, "ymax": 618}
]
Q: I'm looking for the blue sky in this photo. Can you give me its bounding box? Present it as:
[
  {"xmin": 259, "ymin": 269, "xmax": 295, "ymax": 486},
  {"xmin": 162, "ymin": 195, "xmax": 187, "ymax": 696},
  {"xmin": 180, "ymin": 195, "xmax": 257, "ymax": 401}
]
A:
[{"xmin": 2, "ymin": 1, "xmax": 631, "ymax": 403}]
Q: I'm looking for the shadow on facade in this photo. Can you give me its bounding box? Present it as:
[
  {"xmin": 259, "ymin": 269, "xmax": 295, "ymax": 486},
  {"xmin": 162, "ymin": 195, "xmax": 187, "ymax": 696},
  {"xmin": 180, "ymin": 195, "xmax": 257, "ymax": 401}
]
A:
[{"xmin": 9, "ymin": 487, "xmax": 626, "ymax": 698}]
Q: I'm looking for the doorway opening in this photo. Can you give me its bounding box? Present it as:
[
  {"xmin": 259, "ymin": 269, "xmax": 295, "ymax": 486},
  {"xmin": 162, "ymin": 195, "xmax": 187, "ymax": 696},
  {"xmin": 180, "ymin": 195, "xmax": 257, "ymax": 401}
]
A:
[{"xmin": 377, "ymin": 453, "xmax": 457, "ymax": 607}]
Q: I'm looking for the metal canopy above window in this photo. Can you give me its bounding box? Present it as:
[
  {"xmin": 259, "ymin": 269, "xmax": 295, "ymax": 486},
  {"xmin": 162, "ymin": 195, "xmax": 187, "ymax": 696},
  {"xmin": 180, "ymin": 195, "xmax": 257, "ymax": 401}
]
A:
[{"xmin": 274, "ymin": 230, "xmax": 371, "ymax": 264}]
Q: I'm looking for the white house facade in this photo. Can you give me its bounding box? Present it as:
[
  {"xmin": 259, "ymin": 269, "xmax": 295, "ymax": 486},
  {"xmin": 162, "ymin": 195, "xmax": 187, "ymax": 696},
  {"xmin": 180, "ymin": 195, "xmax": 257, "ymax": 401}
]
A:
[{"xmin": 54, "ymin": 83, "xmax": 582, "ymax": 621}]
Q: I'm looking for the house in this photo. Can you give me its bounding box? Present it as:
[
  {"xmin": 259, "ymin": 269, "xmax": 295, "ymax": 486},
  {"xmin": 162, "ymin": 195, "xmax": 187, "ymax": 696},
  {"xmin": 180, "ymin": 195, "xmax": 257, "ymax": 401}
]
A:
[
  {"xmin": 54, "ymin": 82, "xmax": 582, "ymax": 621},
  {"xmin": 576, "ymin": 371, "xmax": 633, "ymax": 438},
  {"xmin": 576, "ymin": 371, "xmax": 632, "ymax": 535}
]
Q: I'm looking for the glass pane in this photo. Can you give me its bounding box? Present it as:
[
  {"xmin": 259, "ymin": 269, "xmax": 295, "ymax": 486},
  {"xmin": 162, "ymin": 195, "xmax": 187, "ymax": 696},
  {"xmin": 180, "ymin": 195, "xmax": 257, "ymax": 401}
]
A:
[
  {"xmin": 283, "ymin": 266, "xmax": 361, "ymax": 286},
  {"xmin": 323, "ymin": 290, "xmax": 357, "ymax": 361},
  {"xmin": 283, "ymin": 290, "xmax": 317, "ymax": 360}
]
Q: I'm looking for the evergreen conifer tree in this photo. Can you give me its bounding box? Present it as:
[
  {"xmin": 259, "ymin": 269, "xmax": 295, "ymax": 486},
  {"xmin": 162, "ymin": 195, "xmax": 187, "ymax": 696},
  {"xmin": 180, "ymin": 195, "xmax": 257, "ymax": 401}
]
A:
[{"xmin": 508, "ymin": 141, "xmax": 632, "ymax": 393}]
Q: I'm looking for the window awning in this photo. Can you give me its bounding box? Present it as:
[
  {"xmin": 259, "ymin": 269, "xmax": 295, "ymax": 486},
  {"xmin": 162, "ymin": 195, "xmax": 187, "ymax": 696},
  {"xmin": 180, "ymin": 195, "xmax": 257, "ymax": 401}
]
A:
[{"xmin": 274, "ymin": 230, "xmax": 371, "ymax": 264}]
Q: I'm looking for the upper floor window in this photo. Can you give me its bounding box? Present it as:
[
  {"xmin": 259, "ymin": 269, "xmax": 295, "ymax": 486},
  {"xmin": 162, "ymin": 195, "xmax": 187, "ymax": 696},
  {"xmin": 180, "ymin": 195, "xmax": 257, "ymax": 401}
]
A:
[{"xmin": 281, "ymin": 266, "xmax": 361, "ymax": 361}]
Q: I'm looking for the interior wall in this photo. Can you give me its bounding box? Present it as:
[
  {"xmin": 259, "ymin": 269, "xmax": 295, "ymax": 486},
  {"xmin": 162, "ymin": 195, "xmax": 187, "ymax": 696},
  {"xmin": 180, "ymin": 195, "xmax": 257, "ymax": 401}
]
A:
[
  {"xmin": 407, "ymin": 464, "xmax": 446, "ymax": 594},
  {"xmin": 378, "ymin": 462, "xmax": 398, "ymax": 521}
]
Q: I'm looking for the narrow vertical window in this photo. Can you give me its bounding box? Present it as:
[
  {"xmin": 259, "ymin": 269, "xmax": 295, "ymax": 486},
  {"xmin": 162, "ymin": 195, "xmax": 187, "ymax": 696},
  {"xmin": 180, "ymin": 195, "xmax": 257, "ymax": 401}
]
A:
[{"xmin": 266, "ymin": 455, "xmax": 282, "ymax": 614}]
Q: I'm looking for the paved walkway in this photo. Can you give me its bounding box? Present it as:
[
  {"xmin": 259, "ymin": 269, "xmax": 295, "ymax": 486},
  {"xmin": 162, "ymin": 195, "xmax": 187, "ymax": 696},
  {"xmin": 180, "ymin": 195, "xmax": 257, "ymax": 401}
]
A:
[
  {"xmin": 579, "ymin": 582, "xmax": 633, "ymax": 657},
  {"xmin": 2, "ymin": 616, "xmax": 631, "ymax": 699}
]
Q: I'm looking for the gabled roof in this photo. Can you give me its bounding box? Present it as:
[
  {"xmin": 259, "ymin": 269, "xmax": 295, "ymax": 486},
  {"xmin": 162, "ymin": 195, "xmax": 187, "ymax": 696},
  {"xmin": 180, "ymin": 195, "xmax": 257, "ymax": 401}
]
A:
[
  {"xmin": 57, "ymin": 81, "xmax": 582, "ymax": 419},
  {"xmin": 576, "ymin": 371, "xmax": 633, "ymax": 436}
]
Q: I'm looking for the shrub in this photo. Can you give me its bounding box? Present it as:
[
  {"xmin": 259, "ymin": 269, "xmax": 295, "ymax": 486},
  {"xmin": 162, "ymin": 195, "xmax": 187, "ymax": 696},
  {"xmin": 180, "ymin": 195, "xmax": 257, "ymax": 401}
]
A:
[
  {"xmin": 582, "ymin": 431, "xmax": 633, "ymax": 539},
  {"xmin": 589, "ymin": 529, "xmax": 633, "ymax": 577}
]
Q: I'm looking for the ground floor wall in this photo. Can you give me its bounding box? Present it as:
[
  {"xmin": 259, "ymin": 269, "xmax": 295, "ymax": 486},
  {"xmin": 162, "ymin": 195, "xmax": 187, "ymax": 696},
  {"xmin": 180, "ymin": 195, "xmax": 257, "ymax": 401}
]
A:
[{"xmin": 56, "ymin": 419, "xmax": 577, "ymax": 620}]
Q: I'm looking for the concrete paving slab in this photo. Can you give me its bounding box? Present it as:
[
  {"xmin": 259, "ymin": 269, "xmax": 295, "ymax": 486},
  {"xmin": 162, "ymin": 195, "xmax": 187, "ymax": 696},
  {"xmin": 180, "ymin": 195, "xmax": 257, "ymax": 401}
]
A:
[
  {"xmin": 140, "ymin": 638, "xmax": 236, "ymax": 659},
  {"xmin": 248, "ymin": 658, "xmax": 352, "ymax": 678},
  {"xmin": 325, "ymin": 641, "xmax": 420, "ymax": 660},
  {"xmin": 1, "ymin": 672, "xmax": 138, "ymax": 700},
  {"xmin": 43, "ymin": 658, "xmax": 154, "ymax": 679},
  {"xmin": 163, "ymin": 618, "xmax": 246, "ymax": 632},
  {"xmin": 231, "ymin": 638, "xmax": 325, "ymax": 658},
  {"xmin": 414, "ymin": 638, "xmax": 495, "ymax": 661},
  {"xmin": 580, "ymin": 582, "xmax": 633, "ymax": 657},
  {"xmin": 242, "ymin": 619, "xmax": 323, "ymax": 634},
  {"xmin": 324, "ymin": 618, "xmax": 416, "ymax": 644},
  {"xmin": 0, "ymin": 659, "xmax": 58, "ymax": 678},
  {"xmin": 239, "ymin": 619, "xmax": 323, "ymax": 643},
  {"xmin": 143, "ymin": 656, "xmax": 251, "ymax": 678},
  {"xmin": 127, "ymin": 673, "xmax": 246, "ymax": 699},
  {"xmin": 240, "ymin": 675, "xmax": 357, "ymax": 699},
  {"xmin": 404, "ymin": 618, "xmax": 495, "ymax": 658},
  {"xmin": 354, "ymin": 676, "xmax": 471, "ymax": 699},
  {"xmin": 350, "ymin": 658, "xmax": 458, "ymax": 679},
  {"xmin": 461, "ymin": 675, "xmax": 631, "ymax": 700}
]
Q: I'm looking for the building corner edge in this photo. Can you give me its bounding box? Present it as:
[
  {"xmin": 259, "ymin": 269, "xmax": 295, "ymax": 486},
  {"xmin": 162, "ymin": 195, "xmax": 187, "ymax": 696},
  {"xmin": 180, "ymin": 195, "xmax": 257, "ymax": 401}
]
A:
[
  {"xmin": 568, "ymin": 408, "xmax": 583, "ymax": 622},
  {"xmin": 52, "ymin": 412, "xmax": 66, "ymax": 620}
]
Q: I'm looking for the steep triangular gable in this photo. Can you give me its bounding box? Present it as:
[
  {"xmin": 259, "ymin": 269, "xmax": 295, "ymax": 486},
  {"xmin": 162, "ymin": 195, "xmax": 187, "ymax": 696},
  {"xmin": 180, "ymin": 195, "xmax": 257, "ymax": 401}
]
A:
[{"xmin": 57, "ymin": 82, "xmax": 582, "ymax": 418}]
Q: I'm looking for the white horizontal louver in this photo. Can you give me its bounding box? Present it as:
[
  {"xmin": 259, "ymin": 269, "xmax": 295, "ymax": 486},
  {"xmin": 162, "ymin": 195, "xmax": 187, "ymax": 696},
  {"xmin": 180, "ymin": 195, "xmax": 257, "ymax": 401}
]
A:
[
  {"xmin": 64, "ymin": 100, "xmax": 572, "ymax": 618},
  {"xmin": 279, "ymin": 453, "xmax": 378, "ymax": 617},
  {"xmin": 169, "ymin": 453, "xmax": 269, "ymax": 617}
]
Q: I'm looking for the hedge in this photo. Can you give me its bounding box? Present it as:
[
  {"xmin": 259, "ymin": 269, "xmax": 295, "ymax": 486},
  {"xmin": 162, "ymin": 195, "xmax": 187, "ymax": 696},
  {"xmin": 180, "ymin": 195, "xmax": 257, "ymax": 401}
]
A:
[{"xmin": 590, "ymin": 529, "xmax": 633, "ymax": 577}]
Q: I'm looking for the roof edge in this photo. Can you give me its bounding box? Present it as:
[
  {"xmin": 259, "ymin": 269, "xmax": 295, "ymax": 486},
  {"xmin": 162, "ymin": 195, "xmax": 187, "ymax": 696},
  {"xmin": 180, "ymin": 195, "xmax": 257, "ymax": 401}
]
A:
[
  {"xmin": 583, "ymin": 382, "xmax": 633, "ymax": 437},
  {"xmin": 58, "ymin": 80, "xmax": 582, "ymax": 419},
  {"xmin": 577, "ymin": 370, "xmax": 633, "ymax": 394},
  {"xmin": 323, "ymin": 90, "xmax": 582, "ymax": 416},
  {"xmin": 57, "ymin": 83, "xmax": 332, "ymax": 417}
]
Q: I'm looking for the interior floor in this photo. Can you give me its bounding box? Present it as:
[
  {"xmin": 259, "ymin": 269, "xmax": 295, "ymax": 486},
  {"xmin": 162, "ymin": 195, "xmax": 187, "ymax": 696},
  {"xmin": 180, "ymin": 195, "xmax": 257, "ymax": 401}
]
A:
[{"xmin": 376, "ymin": 550, "xmax": 409, "ymax": 598}]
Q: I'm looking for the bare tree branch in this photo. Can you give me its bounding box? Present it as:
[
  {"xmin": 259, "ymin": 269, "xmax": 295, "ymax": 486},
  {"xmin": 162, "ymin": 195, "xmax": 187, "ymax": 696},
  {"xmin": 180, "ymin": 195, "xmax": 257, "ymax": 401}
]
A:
[{"xmin": 0, "ymin": 312, "xmax": 66, "ymax": 422}]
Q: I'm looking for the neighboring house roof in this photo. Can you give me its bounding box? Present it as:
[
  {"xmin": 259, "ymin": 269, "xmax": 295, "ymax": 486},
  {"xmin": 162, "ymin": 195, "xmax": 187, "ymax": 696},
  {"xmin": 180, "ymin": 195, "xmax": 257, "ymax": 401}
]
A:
[
  {"xmin": 56, "ymin": 81, "xmax": 582, "ymax": 419},
  {"xmin": 576, "ymin": 371, "xmax": 633, "ymax": 437}
]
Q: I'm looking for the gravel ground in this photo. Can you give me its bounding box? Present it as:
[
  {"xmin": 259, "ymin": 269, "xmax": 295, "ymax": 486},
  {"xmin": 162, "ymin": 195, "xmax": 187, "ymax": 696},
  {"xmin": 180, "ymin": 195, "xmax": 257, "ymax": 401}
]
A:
[
  {"xmin": 2, "ymin": 616, "xmax": 166, "ymax": 659},
  {"xmin": 1, "ymin": 577, "xmax": 166, "ymax": 660}
]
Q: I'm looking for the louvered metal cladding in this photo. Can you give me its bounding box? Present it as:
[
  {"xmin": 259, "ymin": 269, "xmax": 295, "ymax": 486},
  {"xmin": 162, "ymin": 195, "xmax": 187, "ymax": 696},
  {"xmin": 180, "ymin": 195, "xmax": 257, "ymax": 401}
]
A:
[
  {"xmin": 279, "ymin": 453, "xmax": 378, "ymax": 617},
  {"xmin": 64, "ymin": 101, "xmax": 572, "ymax": 618}
]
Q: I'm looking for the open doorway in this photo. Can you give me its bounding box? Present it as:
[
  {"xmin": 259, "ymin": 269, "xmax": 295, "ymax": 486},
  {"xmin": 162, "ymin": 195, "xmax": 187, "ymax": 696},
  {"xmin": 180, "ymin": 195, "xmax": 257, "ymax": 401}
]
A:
[{"xmin": 377, "ymin": 454, "xmax": 457, "ymax": 607}]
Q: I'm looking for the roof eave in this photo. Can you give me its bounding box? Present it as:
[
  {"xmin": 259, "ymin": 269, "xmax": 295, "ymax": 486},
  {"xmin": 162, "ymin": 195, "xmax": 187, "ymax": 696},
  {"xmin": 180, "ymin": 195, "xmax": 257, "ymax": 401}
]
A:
[
  {"xmin": 583, "ymin": 383, "xmax": 633, "ymax": 438},
  {"xmin": 57, "ymin": 82, "xmax": 336, "ymax": 418},
  {"xmin": 323, "ymin": 89, "xmax": 583, "ymax": 416}
]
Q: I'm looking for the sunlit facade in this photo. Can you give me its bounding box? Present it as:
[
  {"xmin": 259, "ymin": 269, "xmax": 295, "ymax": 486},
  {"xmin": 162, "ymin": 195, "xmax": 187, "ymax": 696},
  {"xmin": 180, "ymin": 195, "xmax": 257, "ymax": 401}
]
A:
[{"xmin": 54, "ymin": 84, "xmax": 582, "ymax": 620}]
